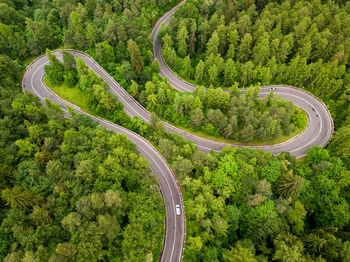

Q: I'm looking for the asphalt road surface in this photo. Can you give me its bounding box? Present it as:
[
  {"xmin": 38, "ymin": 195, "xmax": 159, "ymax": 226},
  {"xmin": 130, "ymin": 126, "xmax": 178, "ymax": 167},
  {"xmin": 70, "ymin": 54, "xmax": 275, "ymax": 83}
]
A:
[
  {"xmin": 22, "ymin": 2, "xmax": 334, "ymax": 261},
  {"xmin": 22, "ymin": 52, "xmax": 185, "ymax": 262},
  {"xmin": 152, "ymin": 0, "xmax": 334, "ymax": 158}
]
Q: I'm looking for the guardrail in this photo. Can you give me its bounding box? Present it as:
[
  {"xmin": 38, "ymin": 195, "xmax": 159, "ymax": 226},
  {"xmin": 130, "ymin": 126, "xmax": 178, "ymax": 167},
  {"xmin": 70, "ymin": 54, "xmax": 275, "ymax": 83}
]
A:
[
  {"xmin": 154, "ymin": 24, "xmax": 334, "ymax": 152},
  {"xmin": 22, "ymin": 49, "xmax": 186, "ymax": 262},
  {"xmin": 265, "ymin": 84, "xmax": 334, "ymax": 148}
]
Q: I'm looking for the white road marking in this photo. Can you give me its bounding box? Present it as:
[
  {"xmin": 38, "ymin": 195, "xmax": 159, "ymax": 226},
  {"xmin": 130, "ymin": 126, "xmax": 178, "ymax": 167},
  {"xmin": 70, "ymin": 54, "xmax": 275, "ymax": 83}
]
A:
[
  {"xmin": 27, "ymin": 55, "xmax": 182, "ymax": 262},
  {"xmin": 25, "ymin": 32, "xmax": 333, "ymax": 261}
]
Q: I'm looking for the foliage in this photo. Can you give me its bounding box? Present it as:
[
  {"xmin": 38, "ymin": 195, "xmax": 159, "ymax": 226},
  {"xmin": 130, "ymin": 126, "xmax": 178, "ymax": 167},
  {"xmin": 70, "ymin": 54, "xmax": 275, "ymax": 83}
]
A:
[
  {"xmin": 161, "ymin": 0, "xmax": 350, "ymax": 130},
  {"xmin": 0, "ymin": 90, "xmax": 165, "ymax": 260},
  {"xmin": 1, "ymin": 0, "xmax": 350, "ymax": 261},
  {"xmin": 180, "ymin": 146, "xmax": 350, "ymax": 261},
  {"xmin": 131, "ymin": 76, "xmax": 306, "ymax": 143}
]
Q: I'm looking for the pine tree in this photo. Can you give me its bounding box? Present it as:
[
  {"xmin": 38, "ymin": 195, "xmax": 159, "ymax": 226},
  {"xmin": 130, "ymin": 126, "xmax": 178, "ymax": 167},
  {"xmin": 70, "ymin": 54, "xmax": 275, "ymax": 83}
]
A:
[
  {"xmin": 217, "ymin": 24, "xmax": 227, "ymax": 55},
  {"xmin": 223, "ymin": 124, "xmax": 233, "ymax": 139},
  {"xmin": 240, "ymin": 61, "xmax": 255, "ymax": 86},
  {"xmin": 162, "ymin": 33, "xmax": 173, "ymax": 48},
  {"xmin": 158, "ymin": 88, "xmax": 167, "ymax": 104},
  {"xmin": 206, "ymin": 31, "xmax": 220, "ymax": 56},
  {"xmin": 189, "ymin": 20, "xmax": 197, "ymax": 56},
  {"xmin": 276, "ymin": 171, "xmax": 304, "ymax": 199},
  {"xmin": 177, "ymin": 25, "xmax": 189, "ymax": 58},
  {"xmin": 224, "ymin": 59, "xmax": 237, "ymax": 86},
  {"xmin": 62, "ymin": 51, "xmax": 76, "ymax": 71},
  {"xmin": 152, "ymin": 58, "xmax": 160, "ymax": 73},
  {"xmin": 86, "ymin": 24, "xmax": 97, "ymax": 47},
  {"xmin": 226, "ymin": 44, "xmax": 235, "ymax": 60},
  {"xmin": 150, "ymin": 113, "xmax": 159, "ymax": 131},
  {"xmin": 127, "ymin": 39, "xmax": 144, "ymax": 76},
  {"xmin": 226, "ymin": 0, "xmax": 235, "ymax": 24},
  {"xmin": 252, "ymin": 38, "xmax": 270, "ymax": 65},
  {"xmin": 130, "ymin": 80, "xmax": 139, "ymax": 99},
  {"xmin": 237, "ymin": 33, "xmax": 252, "ymax": 62},
  {"xmin": 164, "ymin": 46, "xmax": 178, "ymax": 69},
  {"xmin": 182, "ymin": 56, "xmax": 193, "ymax": 79},
  {"xmin": 45, "ymin": 49, "xmax": 65, "ymax": 85},
  {"xmin": 208, "ymin": 64, "xmax": 218, "ymax": 85},
  {"xmin": 2, "ymin": 186, "xmax": 42, "ymax": 210},
  {"xmin": 195, "ymin": 60, "xmax": 205, "ymax": 84}
]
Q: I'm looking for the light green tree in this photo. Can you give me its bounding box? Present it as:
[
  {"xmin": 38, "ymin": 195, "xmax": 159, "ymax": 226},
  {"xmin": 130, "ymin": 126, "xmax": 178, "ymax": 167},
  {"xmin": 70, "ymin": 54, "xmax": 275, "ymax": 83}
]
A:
[
  {"xmin": 195, "ymin": 60, "xmax": 205, "ymax": 83},
  {"xmin": 208, "ymin": 64, "xmax": 218, "ymax": 84},
  {"xmin": 237, "ymin": 33, "xmax": 252, "ymax": 62},
  {"xmin": 224, "ymin": 59, "xmax": 237, "ymax": 86},
  {"xmin": 177, "ymin": 25, "xmax": 188, "ymax": 58},
  {"xmin": 130, "ymin": 80, "xmax": 139, "ymax": 98},
  {"xmin": 273, "ymin": 240, "xmax": 306, "ymax": 262},
  {"xmin": 190, "ymin": 108, "xmax": 204, "ymax": 128},
  {"xmin": 223, "ymin": 243, "xmax": 257, "ymax": 262},
  {"xmin": 206, "ymin": 31, "xmax": 220, "ymax": 56},
  {"xmin": 182, "ymin": 55, "xmax": 193, "ymax": 79}
]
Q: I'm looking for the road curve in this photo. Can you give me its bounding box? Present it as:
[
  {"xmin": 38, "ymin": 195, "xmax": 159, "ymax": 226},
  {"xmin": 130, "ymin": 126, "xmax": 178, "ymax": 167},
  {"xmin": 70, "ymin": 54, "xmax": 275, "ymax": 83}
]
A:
[
  {"xmin": 21, "ymin": 1, "xmax": 334, "ymax": 259},
  {"xmin": 22, "ymin": 52, "xmax": 185, "ymax": 262},
  {"xmin": 152, "ymin": 0, "xmax": 334, "ymax": 158}
]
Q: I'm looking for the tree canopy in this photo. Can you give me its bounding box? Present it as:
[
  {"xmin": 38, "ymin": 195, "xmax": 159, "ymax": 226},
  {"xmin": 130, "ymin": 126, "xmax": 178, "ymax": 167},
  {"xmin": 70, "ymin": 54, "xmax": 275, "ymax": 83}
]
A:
[{"xmin": 1, "ymin": 0, "xmax": 350, "ymax": 261}]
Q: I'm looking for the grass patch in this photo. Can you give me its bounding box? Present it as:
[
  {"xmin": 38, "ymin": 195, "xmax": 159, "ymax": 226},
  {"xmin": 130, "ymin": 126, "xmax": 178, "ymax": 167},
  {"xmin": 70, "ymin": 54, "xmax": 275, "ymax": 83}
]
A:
[
  {"xmin": 161, "ymin": 52, "xmax": 309, "ymax": 146},
  {"xmin": 44, "ymin": 76, "xmax": 95, "ymax": 115},
  {"xmin": 46, "ymin": 77, "xmax": 309, "ymax": 147},
  {"xmin": 160, "ymin": 109, "xmax": 309, "ymax": 147}
]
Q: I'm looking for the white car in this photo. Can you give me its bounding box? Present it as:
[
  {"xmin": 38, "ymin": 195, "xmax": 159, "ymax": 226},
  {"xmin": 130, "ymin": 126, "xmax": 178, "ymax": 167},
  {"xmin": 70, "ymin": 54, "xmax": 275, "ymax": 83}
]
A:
[
  {"xmin": 175, "ymin": 205, "xmax": 181, "ymax": 215},
  {"xmin": 269, "ymin": 87, "xmax": 277, "ymax": 91}
]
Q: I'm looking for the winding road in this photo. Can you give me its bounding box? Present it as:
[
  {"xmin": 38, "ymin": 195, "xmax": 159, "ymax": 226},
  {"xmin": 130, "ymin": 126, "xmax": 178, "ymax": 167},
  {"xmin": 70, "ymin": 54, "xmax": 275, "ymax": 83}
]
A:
[
  {"xmin": 21, "ymin": 1, "xmax": 334, "ymax": 261},
  {"xmin": 22, "ymin": 51, "xmax": 185, "ymax": 262},
  {"xmin": 152, "ymin": 0, "xmax": 334, "ymax": 158}
]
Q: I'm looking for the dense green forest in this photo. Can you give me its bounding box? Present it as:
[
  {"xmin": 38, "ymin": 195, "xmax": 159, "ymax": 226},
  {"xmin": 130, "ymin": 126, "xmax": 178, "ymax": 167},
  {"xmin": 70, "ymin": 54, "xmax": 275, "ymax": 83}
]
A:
[
  {"xmin": 181, "ymin": 145, "xmax": 350, "ymax": 261},
  {"xmin": 133, "ymin": 78, "xmax": 307, "ymax": 143},
  {"xmin": 46, "ymin": 51, "xmax": 307, "ymax": 143},
  {"xmin": 157, "ymin": 0, "xmax": 350, "ymax": 169},
  {"xmin": 0, "ymin": 89, "xmax": 165, "ymax": 260},
  {"xmin": 1, "ymin": 0, "xmax": 307, "ymax": 144},
  {"xmin": 30, "ymin": 49, "xmax": 350, "ymax": 261},
  {"xmin": 160, "ymin": 0, "xmax": 350, "ymax": 127},
  {"xmin": 1, "ymin": 0, "xmax": 350, "ymax": 261},
  {"xmin": 45, "ymin": 50, "xmax": 125, "ymax": 121},
  {"xmin": 9, "ymin": 53, "xmax": 350, "ymax": 260}
]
